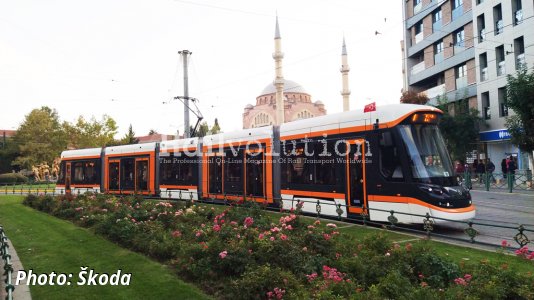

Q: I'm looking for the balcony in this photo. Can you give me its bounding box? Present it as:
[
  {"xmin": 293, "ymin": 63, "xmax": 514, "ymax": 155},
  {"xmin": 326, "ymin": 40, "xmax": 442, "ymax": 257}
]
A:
[
  {"xmin": 452, "ymin": 5, "xmax": 463, "ymax": 20},
  {"xmin": 432, "ymin": 21, "xmax": 442, "ymax": 33},
  {"xmin": 516, "ymin": 53, "xmax": 526, "ymax": 70},
  {"xmin": 454, "ymin": 42, "xmax": 465, "ymax": 54},
  {"xmin": 434, "ymin": 52, "xmax": 444, "ymax": 64},
  {"xmin": 514, "ymin": 10, "xmax": 523, "ymax": 25},
  {"xmin": 497, "ymin": 61, "xmax": 506, "ymax": 76},
  {"xmin": 414, "ymin": 2, "xmax": 422, "ymax": 14},
  {"xmin": 415, "ymin": 32, "xmax": 424, "ymax": 44},
  {"xmin": 456, "ymin": 76, "xmax": 468, "ymax": 89},
  {"xmin": 481, "ymin": 67, "xmax": 488, "ymax": 81},
  {"xmin": 479, "ymin": 28, "xmax": 486, "ymax": 43},
  {"xmin": 421, "ymin": 84, "xmax": 446, "ymax": 99},
  {"xmin": 411, "ymin": 61, "xmax": 426, "ymax": 76},
  {"xmin": 495, "ymin": 20, "xmax": 503, "ymax": 35}
]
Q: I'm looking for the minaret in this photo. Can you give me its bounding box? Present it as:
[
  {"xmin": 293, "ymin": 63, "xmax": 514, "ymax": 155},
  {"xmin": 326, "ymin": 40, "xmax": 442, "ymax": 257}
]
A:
[
  {"xmin": 340, "ymin": 37, "xmax": 351, "ymax": 112},
  {"xmin": 273, "ymin": 16, "xmax": 285, "ymax": 125}
]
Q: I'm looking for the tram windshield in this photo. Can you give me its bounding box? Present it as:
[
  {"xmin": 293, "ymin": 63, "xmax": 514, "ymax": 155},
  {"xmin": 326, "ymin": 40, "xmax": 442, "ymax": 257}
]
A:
[{"xmin": 397, "ymin": 124, "xmax": 455, "ymax": 185}]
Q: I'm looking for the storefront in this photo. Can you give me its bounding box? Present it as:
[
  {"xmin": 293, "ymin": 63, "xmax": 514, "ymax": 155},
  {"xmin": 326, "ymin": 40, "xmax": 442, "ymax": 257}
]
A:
[{"xmin": 479, "ymin": 129, "xmax": 531, "ymax": 171}]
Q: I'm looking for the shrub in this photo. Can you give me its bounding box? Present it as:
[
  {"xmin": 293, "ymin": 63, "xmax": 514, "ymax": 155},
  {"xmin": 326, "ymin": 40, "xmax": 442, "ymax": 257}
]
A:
[
  {"xmin": 0, "ymin": 173, "xmax": 29, "ymax": 184},
  {"xmin": 21, "ymin": 194, "xmax": 534, "ymax": 300}
]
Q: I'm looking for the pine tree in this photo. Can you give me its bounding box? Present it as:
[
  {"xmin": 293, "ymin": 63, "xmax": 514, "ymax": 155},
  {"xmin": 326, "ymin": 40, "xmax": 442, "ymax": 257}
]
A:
[{"xmin": 121, "ymin": 124, "xmax": 138, "ymax": 144}]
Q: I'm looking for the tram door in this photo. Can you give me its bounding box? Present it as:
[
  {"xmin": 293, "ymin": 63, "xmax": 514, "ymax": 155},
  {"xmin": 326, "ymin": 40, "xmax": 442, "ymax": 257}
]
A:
[
  {"xmin": 208, "ymin": 153, "xmax": 223, "ymax": 194},
  {"xmin": 135, "ymin": 158, "xmax": 149, "ymax": 193},
  {"xmin": 108, "ymin": 160, "xmax": 120, "ymax": 191},
  {"xmin": 65, "ymin": 162, "xmax": 72, "ymax": 194},
  {"xmin": 346, "ymin": 140, "xmax": 367, "ymax": 212},
  {"xmin": 245, "ymin": 151, "xmax": 264, "ymax": 197}
]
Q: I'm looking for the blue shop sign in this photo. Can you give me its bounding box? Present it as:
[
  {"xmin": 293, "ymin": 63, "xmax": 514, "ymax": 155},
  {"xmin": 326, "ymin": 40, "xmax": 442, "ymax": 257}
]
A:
[{"xmin": 479, "ymin": 129, "xmax": 511, "ymax": 142}]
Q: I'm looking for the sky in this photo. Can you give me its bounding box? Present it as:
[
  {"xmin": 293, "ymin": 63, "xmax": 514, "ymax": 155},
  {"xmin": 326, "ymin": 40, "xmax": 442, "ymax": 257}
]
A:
[{"xmin": 0, "ymin": 0, "xmax": 404, "ymax": 137}]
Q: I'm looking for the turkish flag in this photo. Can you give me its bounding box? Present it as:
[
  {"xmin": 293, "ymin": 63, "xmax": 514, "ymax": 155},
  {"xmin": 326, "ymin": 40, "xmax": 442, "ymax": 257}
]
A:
[{"xmin": 363, "ymin": 102, "xmax": 376, "ymax": 113}]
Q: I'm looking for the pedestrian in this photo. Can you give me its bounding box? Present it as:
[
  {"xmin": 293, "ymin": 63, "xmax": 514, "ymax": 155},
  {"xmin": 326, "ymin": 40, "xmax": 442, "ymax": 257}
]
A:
[
  {"xmin": 486, "ymin": 158, "xmax": 495, "ymax": 183},
  {"xmin": 476, "ymin": 160, "xmax": 485, "ymax": 183},
  {"xmin": 455, "ymin": 160, "xmax": 465, "ymax": 174},
  {"xmin": 507, "ymin": 156, "xmax": 517, "ymax": 184},
  {"xmin": 455, "ymin": 160, "xmax": 466, "ymax": 183},
  {"xmin": 501, "ymin": 158, "xmax": 507, "ymax": 179}
]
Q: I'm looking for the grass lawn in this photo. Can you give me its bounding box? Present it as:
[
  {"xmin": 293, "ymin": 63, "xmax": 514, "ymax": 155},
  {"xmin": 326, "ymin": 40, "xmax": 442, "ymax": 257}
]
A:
[
  {"xmin": 0, "ymin": 195, "xmax": 210, "ymax": 300},
  {"xmin": 0, "ymin": 183, "xmax": 56, "ymax": 193}
]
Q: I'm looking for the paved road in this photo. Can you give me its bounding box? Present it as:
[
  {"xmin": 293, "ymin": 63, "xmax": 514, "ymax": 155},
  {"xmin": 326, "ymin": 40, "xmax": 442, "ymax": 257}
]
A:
[{"xmin": 429, "ymin": 190, "xmax": 534, "ymax": 249}]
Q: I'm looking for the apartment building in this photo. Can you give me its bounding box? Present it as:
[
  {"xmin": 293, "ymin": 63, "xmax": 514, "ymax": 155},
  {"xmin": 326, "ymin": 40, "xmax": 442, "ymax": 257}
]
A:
[{"xmin": 402, "ymin": 0, "xmax": 534, "ymax": 170}]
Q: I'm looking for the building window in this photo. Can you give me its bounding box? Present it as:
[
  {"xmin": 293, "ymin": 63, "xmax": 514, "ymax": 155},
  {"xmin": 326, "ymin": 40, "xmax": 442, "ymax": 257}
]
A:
[
  {"xmin": 452, "ymin": 0, "xmax": 464, "ymax": 20},
  {"xmin": 414, "ymin": 0, "xmax": 423, "ymax": 14},
  {"xmin": 297, "ymin": 110, "xmax": 314, "ymax": 120},
  {"xmin": 494, "ymin": 4, "xmax": 503, "ymax": 35},
  {"xmin": 498, "ymin": 87, "xmax": 508, "ymax": 117},
  {"xmin": 482, "ymin": 92, "xmax": 491, "ymax": 120},
  {"xmin": 434, "ymin": 40, "xmax": 444, "ymax": 53},
  {"xmin": 433, "ymin": 9, "xmax": 442, "ymax": 22},
  {"xmin": 514, "ymin": 36, "xmax": 525, "ymax": 69},
  {"xmin": 454, "ymin": 28, "xmax": 465, "ymax": 48},
  {"xmin": 254, "ymin": 113, "xmax": 271, "ymax": 127},
  {"xmin": 477, "ymin": 14, "xmax": 486, "ymax": 42},
  {"xmin": 415, "ymin": 21, "xmax": 423, "ymax": 34},
  {"xmin": 496, "ymin": 45, "xmax": 505, "ymax": 76},
  {"xmin": 476, "ymin": 0, "xmax": 484, "ymax": 4},
  {"xmin": 479, "ymin": 53, "xmax": 488, "ymax": 81},
  {"xmin": 456, "ymin": 64, "xmax": 468, "ymax": 89},
  {"xmin": 513, "ymin": 0, "xmax": 523, "ymax": 25},
  {"xmin": 456, "ymin": 64, "xmax": 467, "ymax": 78},
  {"xmin": 432, "ymin": 8, "xmax": 442, "ymax": 32}
]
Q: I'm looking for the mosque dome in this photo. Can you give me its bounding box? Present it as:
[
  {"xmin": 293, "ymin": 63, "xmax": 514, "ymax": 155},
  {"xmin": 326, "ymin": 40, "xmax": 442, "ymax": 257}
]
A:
[
  {"xmin": 259, "ymin": 79, "xmax": 308, "ymax": 96},
  {"xmin": 245, "ymin": 104, "xmax": 254, "ymax": 109}
]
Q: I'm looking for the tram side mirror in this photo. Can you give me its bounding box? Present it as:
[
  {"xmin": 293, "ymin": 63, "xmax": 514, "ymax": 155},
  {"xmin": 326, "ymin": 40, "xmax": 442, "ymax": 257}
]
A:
[{"xmin": 380, "ymin": 132, "xmax": 393, "ymax": 147}]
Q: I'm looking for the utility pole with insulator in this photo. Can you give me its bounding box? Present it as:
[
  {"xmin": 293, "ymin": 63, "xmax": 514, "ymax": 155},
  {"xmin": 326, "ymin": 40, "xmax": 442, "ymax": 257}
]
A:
[{"xmin": 179, "ymin": 50, "xmax": 191, "ymax": 138}]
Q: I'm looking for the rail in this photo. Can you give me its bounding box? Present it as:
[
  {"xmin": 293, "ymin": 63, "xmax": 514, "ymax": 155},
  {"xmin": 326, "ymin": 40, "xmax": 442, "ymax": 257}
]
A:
[
  {"xmin": 6, "ymin": 189, "xmax": 532, "ymax": 250},
  {"xmin": 460, "ymin": 170, "xmax": 533, "ymax": 192},
  {"xmin": 1, "ymin": 226, "xmax": 14, "ymax": 300}
]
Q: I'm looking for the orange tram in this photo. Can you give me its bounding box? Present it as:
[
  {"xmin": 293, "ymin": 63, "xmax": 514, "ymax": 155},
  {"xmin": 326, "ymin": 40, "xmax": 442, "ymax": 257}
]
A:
[{"xmin": 56, "ymin": 104, "xmax": 475, "ymax": 224}]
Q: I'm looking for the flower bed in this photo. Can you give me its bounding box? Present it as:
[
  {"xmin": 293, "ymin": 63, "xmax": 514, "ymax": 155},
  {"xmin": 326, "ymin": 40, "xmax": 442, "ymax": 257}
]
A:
[{"xmin": 24, "ymin": 194, "xmax": 534, "ymax": 299}]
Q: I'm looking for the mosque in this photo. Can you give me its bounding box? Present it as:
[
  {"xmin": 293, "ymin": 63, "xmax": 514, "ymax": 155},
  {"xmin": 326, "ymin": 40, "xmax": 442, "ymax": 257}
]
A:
[{"xmin": 242, "ymin": 17, "xmax": 351, "ymax": 129}]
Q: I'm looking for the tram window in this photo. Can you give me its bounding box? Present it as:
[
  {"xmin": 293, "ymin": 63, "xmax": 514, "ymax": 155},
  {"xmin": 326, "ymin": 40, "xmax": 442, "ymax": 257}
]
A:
[
  {"xmin": 282, "ymin": 142, "xmax": 313, "ymax": 185},
  {"xmin": 159, "ymin": 153, "xmax": 198, "ymax": 185},
  {"xmin": 73, "ymin": 162, "xmax": 84, "ymax": 183},
  {"xmin": 225, "ymin": 150, "xmax": 242, "ymax": 183},
  {"xmin": 71, "ymin": 160, "xmax": 99, "ymax": 184},
  {"xmin": 379, "ymin": 131, "xmax": 404, "ymax": 181},
  {"xmin": 121, "ymin": 158, "xmax": 135, "ymax": 189},
  {"xmin": 177, "ymin": 157, "xmax": 195, "ymax": 183},
  {"xmin": 160, "ymin": 156, "xmax": 174, "ymax": 184},
  {"xmin": 314, "ymin": 141, "xmax": 337, "ymax": 185},
  {"xmin": 57, "ymin": 162, "xmax": 65, "ymax": 184},
  {"xmin": 109, "ymin": 162, "xmax": 119, "ymax": 190},
  {"xmin": 84, "ymin": 162, "xmax": 97, "ymax": 183}
]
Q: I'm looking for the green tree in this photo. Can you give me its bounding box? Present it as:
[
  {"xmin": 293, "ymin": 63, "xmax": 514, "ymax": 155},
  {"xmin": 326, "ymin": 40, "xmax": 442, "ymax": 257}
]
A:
[
  {"xmin": 121, "ymin": 124, "xmax": 139, "ymax": 144},
  {"xmin": 505, "ymin": 67, "xmax": 534, "ymax": 170},
  {"xmin": 13, "ymin": 107, "xmax": 68, "ymax": 169},
  {"xmin": 148, "ymin": 129, "xmax": 158, "ymax": 135},
  {"xmin": 435, "ymin": 95, "xmax": 481, "ymax": 161},
  {"xmin": 400, "ymin": 90, "xmax": 429, "ymax": 105},
  {"xmin": 66, "ymin": 115, "xmax": 118, "ymax": 148},
  {"xmin": 211, "ymin": 118, "xmax": 221, "ymax": 134},
  {"xmin": 0, "ymin": 139, "xmax": 20, "ymax": 173},
  {"xmin": 195, "ymin": 122, "xmax": 210, "ymax": 137}
]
